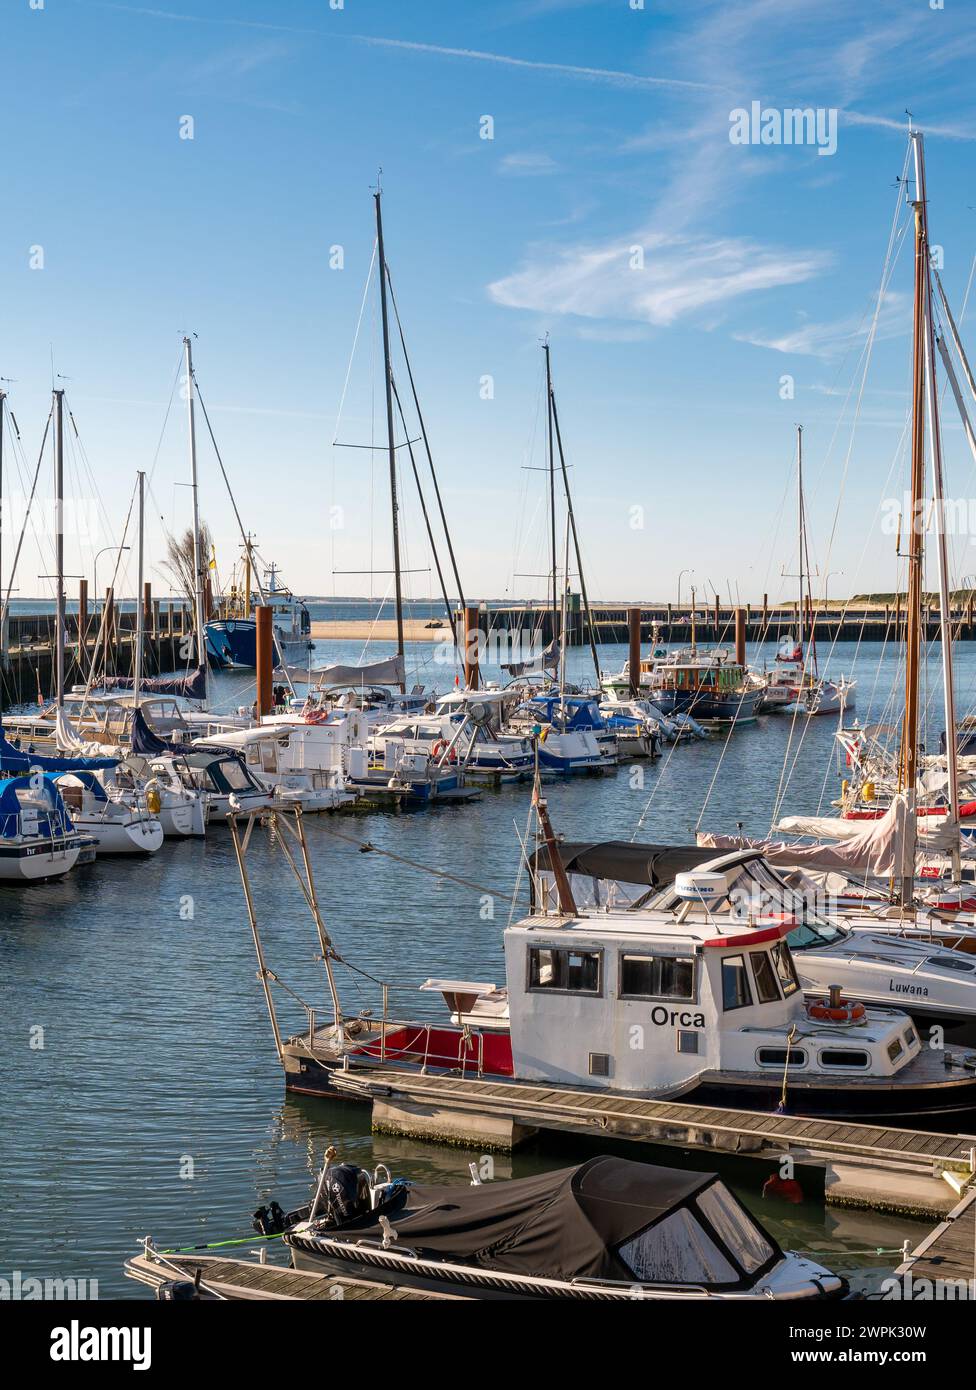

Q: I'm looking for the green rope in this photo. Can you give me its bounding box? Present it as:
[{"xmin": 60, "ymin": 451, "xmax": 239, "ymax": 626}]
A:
[{"xmin": 163, "ymin": 1232, "xmax": 286, "ymax": 1255}]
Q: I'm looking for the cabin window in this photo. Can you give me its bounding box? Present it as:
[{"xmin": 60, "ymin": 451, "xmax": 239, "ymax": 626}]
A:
[
  {"xmin": 696, "ymin": 1185, "xmax": 774, "ymax": 1276},
  {"xmin": 887, "ymin": 1039, "xmax": 903, "ymax": 1063},
  {"xmin": 903, "ymin": 1027, "xmax": 919, "ymax": 1049},
  {"xmin": 756, "ymin": 1047, "xmax": 807, "ymax": 1068},
  {"xmin": 721, "ymin": 955, "xmax": 752, "ymax": 1011},
  {"xmin": 927, "ymin": 955, "xmax": 976, "ymax": 972},
  {"xmin": 620, "ymin": 953, "xmax": 695, "ymax": 1002},
  {"xmin": 261, "ymin": 744, "xmax": 277, "ymax": 774},
  {"xmin": 750, "ymin": 951, "xmax": 781, "ymax": 1005},
  {"xmin": 618, "ymin": 1207, "xmax": 737, "ymax": 1286},
  {"xmin": 219, "ymin": 761, "xmax": 254, "ymax": 791},
  {"xmin": 771, "ymin": 942, "xmax": 800, "ymax": 997},
  {"xmin": 819, "ymin": 1049, "xmax": 870, "ymax": 1069},
  {"xmin": 677, "ymin": 1031, "xmax": 700, "ymax": 1056},
  {"xmin": 528, "ymin": 947, "xmax": 602, "ymax": 995}
]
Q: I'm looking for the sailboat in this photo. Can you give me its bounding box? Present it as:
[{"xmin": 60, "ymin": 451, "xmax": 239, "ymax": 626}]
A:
[
  {"xmin": 760, "ymin": 428, "xmax": 855, "ymax": 717},
  {"xmin": 701, "ymin": 128, "xmax": 976, "ymax": 941}
]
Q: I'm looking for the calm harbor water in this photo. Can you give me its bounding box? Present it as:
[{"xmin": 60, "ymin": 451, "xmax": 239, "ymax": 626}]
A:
[{"xmin": 4, "ymin": 637, "xmax": 974, "ymax": 1299}]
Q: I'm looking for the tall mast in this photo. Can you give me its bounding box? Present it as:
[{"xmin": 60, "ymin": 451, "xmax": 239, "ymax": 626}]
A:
[
  {"xmin": 374, "ymin": 188, "xmax": 406, "ymax": 692},
  {"xmin": 53, "ymin": 389, "xmax": 66, "ymax": 708},
  {"xmin": 0, "ymin": 389, "xmax": 5, "ymax": 651},
  {"xmin": 915, "ymin": 131, "xmax": 962, "ymax": 881},
  {"xmin": 544, "ymin": 341, "xmax": 558, "ymax": 641},
  {"xmin": 134, "ymin": 470, "xmax": 145, "ymax": 704},
  {"xmin": 797, "ymin": 425, "xmax": 804, "ymax": 656},
  {"xmin": 898, "ymin": 132, "xmax": 929, "ymax": 908},
  {"xmin": 183, "ymin": 337, "xmax": 208, "ymax": 701},
  {"xmin": 549, "ymin": 356, "xmax": 602, "ymax": 688}
]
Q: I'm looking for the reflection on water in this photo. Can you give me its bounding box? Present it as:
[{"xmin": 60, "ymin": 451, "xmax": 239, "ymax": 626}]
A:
[{"xmin": 0, "ymin": 641, "xmax": 954, "ymax": 1296}]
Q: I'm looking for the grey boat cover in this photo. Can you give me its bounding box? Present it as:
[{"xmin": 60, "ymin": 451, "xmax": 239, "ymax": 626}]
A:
[
  {"xmin": 279, "ymin": 655, "xmax": 406, "ymax": 687},
  {"xmin": 326, "ymin": 1157, "xmax": 715, "ymax": 1282},
  {"xmin": 531, "ymin": 839, "xmax": 713, "ymax": 887}
]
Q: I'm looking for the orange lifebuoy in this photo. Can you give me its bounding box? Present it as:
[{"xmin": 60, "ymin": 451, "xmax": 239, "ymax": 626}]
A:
[
  {"xmin": 431, "ymin": 739, "xmax": 457, "ymax": 763},
  {"xmin": 807, "ymin": 998, "xmax": 865, "ymax": 1024}
]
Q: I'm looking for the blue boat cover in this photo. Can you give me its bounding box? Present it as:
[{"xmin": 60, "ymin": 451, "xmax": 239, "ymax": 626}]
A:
[
  {"xmin": 130, "ymin": 706, "xmax": 183, "ymax": 757},
  {"xmin": 0, "ymin": 726, "xmax": 117, "ymax": 773},
  {"xmin": 0, "ymin": 772, "xmax": 75, "ymax": 838}
]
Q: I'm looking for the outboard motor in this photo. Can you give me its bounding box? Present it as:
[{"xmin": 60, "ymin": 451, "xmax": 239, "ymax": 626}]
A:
[{"xmin": 321, "ymin": 1164, "xmax": 372, "ymax": 1226}]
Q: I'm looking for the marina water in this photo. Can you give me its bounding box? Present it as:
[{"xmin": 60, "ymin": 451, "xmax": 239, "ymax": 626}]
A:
[{"xmin": 2, "ymin": 638, "xmax": 961, "ymax": 1297}]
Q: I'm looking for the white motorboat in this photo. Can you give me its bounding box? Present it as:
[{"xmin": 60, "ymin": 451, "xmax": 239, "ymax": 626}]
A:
[
  {"xmin": 53, "ymin": 771, "xmax": 164, "ymax": 856},
  {"xmin": 192, "ymin": 725, "xmax": 359, "ymax": 812}
]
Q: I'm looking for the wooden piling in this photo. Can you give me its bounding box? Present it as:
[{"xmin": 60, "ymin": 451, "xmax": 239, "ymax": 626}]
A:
[
  {"xmin": 628, "ymin": 607, "xmax": 641, "ymax": 698},
  {"xmin": 255, "ymin": 605, "xmax": 273, "ymax": 716},
  {"xmin": 734, "ymin": 607, "xmax": 746, "ymax": 667},
  {"xmin": 463, "ymin": 604, "xmax": 480, "ymax": 690}
]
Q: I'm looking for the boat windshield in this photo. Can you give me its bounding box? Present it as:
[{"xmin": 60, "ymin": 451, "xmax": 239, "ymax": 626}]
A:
[{"xmin": 785, "ymin": 916, "xmax": 849, "ymax": 950}]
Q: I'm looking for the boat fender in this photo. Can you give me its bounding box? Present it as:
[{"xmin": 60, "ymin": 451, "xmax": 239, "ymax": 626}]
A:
[{"xmin": 762, "ymin": 1174, "xmax": 804, "ymax": 1204}]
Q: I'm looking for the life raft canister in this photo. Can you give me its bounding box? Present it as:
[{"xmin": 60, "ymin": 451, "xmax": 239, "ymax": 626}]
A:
[{"xmin": 145, "ymin": 782, "xmax": 162, "ymax": 816}]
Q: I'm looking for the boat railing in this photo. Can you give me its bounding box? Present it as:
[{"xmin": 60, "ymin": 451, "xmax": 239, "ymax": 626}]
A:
[{"xmin": 306, "ymin": 983, "xmax": 496, "ymax": 1078}]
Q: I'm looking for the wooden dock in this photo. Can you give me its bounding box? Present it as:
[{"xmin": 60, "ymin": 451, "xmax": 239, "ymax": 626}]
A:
[
  {"xmin": 125, "ymin": 1249, "xmax": 467, "ymax": 1301},
  {"xmin": 309, "ymin": 1059, "xmax": 976, "ymax": 1219},
  {"xmin": 893, "ymin": 1187, "xmax": 975, "ymax": 1297}
]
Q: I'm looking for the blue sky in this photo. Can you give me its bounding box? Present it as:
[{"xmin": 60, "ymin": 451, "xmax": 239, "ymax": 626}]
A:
[{"xmin": 5, "ymin": 0, "xmax": 976, "ymax": 610}]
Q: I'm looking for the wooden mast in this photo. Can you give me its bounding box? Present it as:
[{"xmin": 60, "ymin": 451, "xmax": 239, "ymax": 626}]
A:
[
  {"xmin": 374, "ymin": 187, "xmax": 406, "ymax": 692},
  {"xmin": 897, "ymin": 131, "xmax": 929, "ymax": 908},
  {"xmin": 915, "ymin": 131, "xmax": 962, "ymax": 881}
]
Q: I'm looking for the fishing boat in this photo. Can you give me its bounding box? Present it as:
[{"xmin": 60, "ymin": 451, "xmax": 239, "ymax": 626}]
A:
[
  {"xmin": 652, "ymin": 649, "xmax": 762, "ymax": 725},
  {"xmin": 0, "ymin": 773, "xmax": 89, "ymax": 882},
  {"xmin": 206, "ymin": 562, "xmax": 312, "ymax": 669},
  {"xmin": 260, "ymin": 790, "xmax": 976, "ymax": 1121},
  {"xmin": 258, "ymin": 1152, "xmax": 846, "ymax": 1301}
]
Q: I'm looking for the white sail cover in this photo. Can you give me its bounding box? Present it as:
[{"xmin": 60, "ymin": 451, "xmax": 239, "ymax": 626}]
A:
[
  {"xmin": 700, "ymin": 800, "xmax": 950, "ymax": 872},
  {"xmin": 276, "ymin": 655, "xmax": 406, "ymax": 687},
  {"xmin": 55, "ymin": 708, "xmax": 123, "ymax": 758}
]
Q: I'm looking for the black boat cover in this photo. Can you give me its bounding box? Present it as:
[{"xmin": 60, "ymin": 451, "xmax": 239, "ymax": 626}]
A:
[
  {"xmin": 102, "ymin": 665, "xmax": 207, "ymax": 701},
  {"xmin": 531, "ymin": 839, "xmax": 716, "ymax": 888},
  {"xmin": 130, "ymin": 707, "xmax": 182, "ymax": 757},
  {"xmin": 324, "ymin": 1156, "xmax": 715, "ymax": 1283}
]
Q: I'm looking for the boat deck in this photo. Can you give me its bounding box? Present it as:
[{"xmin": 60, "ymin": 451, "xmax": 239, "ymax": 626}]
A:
[
  {"xmin": 893, "ymin": 1187, "xmax": 976, "ymax": 1296},
  {"xmin": 125, "ymin": 1249, "xmax": 468, "ymax": 1300}
]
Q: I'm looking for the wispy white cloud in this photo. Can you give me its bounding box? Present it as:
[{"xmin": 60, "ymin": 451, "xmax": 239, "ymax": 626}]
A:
[
  {"xmin": 82, "ymin": 3, "xmax": 722, "ymax": 92},
  {"xmin": 499, "ymin": 152, "xmax": 558, "ymax": 176},
  {"xmin": 733, "ymin": 291, "xmax": 908, "ymax": 358},
  {"xmin": 489, "ymin": 231, "xmax": 830, "ymax": 326}
]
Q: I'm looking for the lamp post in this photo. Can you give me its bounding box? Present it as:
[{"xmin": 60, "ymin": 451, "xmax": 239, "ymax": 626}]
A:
[
  {"xmin": 823, "ymin": 570, "xmax": 843, "ymax": 609},
  {"xmin": 94, "ymin": 545, "xmax": 130, "ymax": 615},
  {"xmin": 677, "ymin": 568, "xmax": 693, "ymax": 613}
]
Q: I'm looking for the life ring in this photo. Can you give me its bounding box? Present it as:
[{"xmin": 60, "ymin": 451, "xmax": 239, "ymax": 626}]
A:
[
  {"xmin": 431, "ymin": 740, "xmax": 457, "ymax": 763},
  {"xmin": 807, "ymin": 998, "xmax": 865, "ymax": 1024}
]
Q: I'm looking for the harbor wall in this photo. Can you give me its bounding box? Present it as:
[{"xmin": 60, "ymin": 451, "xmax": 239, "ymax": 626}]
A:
[{"xmin": 0, "ymin": 601, "xmax": 194, "ymax": 712}]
